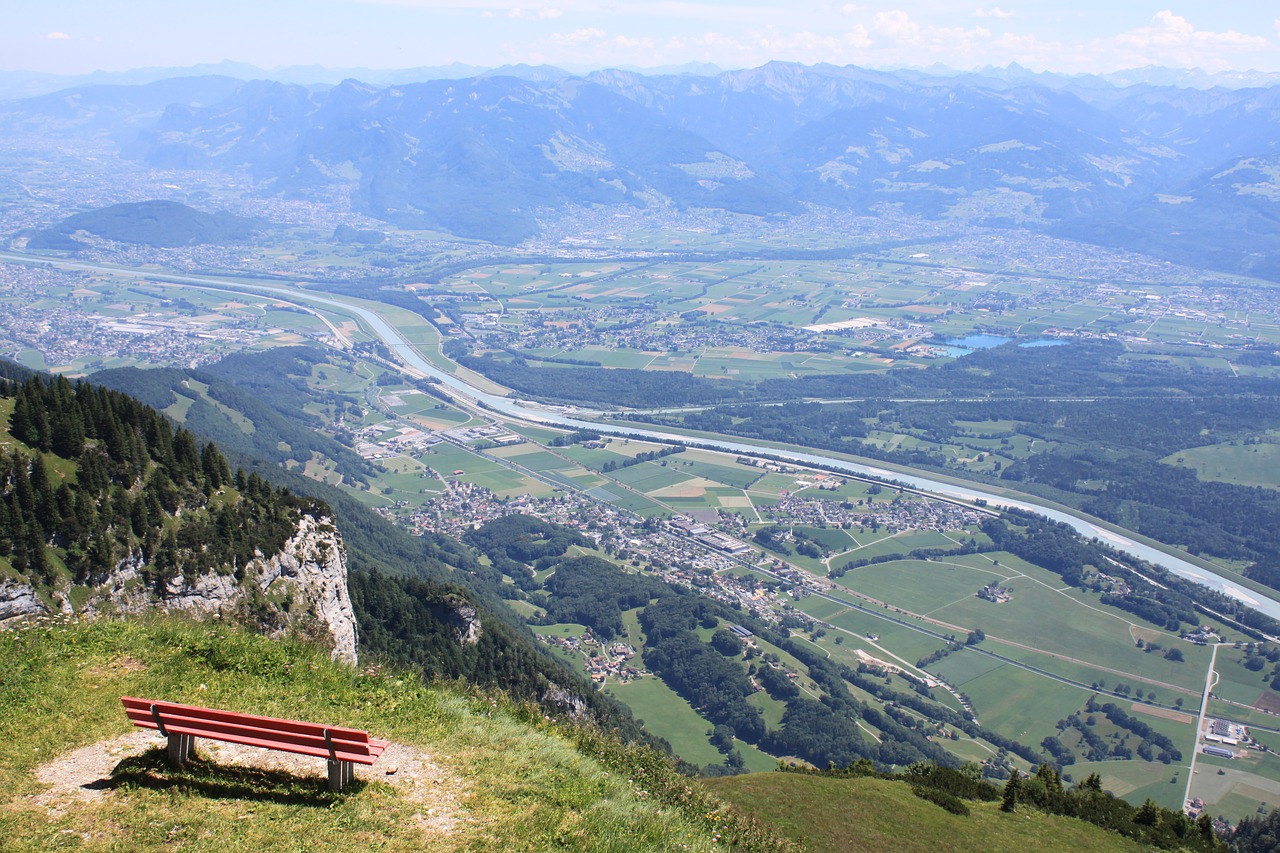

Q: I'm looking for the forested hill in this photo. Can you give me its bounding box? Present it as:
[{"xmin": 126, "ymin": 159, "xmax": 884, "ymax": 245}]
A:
[
  {"xmin": 0, "ymin": 359, "xmax": 653, "ymax": 742},
  {"xmin": 0, "ymin": 367, "xmax": 318, "ymax": 592}
]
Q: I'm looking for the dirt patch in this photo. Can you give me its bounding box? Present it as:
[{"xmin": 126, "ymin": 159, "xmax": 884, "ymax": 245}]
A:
[
  {"xmin": 86, "ymin": 655, "xmax": 147, "ymax": 679},
  {"xmin": 1129, "ymin": 702, "xmax": 1195, "ymax": 724},
  {"xmin": 32, "ymin": 732, "xmax": 154, "ymax": 811},
  {"xmin": 651, "ymin": 483, "xmax": 708, "ymax": 499},
  {"xmin": 1253, "ymin": 691, "xmax": 1280, "ymax": 714},
  {"xmin": 30, "ymin": 732, "xmax": 464, "ymax": 834}
]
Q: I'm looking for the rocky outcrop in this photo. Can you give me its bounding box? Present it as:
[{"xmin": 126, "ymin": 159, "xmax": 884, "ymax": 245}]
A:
[
  {"xmin": 445, "ymin": 597, "xmax": 483, "ymax": 646},
  {"xmin": 0, "ymin": 578, "xmax": 52, "ymax": 626},
  {"xmin": 3, "ymin": 514, "xmax": 359, "ymax": 665},
  {"xmin": 256, "ymin": 514, "xmax": 358, "ymax": 664}
]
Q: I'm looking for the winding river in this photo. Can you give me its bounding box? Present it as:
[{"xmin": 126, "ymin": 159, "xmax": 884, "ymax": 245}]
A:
[{"xmin": 6, "ymin": 251, "xmax": 1278, "ymax": 621}]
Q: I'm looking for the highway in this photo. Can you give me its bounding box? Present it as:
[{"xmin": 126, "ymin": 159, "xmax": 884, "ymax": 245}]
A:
[{"xmin": 5, "ymin": 249, "xmax": 1280, "ymax": 620}]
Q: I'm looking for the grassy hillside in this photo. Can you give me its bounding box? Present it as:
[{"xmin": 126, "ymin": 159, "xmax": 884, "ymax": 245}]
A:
[
  {"xmin": 0, "ymin": 616, "xmax": 787, "ymax": 852},
  {"xmin": 704, "ymin": 773, "xmax": 1146, "ymax": 853}
]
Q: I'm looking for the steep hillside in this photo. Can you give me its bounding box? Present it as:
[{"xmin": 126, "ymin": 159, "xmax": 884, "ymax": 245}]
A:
[
  {"xmin": 0, "ymin": 616, "xmax": 788, "ymax": 852},
  {"xmin": 705, "ymin": 773, "xmax": 1147, "ymax": 853},
  {"xmin": 4, "ymin": 616, "xmax": 1216, "ymax": 851},
  {"xmin": 0, "ymin": 359, "xmax": 653, "ymax": 737},
  {"xmin": 0, "ymin": 368, "xmax": 360, "ymax": 658}
]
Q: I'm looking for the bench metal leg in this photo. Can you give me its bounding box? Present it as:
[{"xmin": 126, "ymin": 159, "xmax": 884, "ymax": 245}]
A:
[
  {"xmin": 328, "ymin": 759, "xmax": 355, "ymax": 792},
  {"xmin": 167, "ymin": 733, "xmax": 195, "ymax": 765}
]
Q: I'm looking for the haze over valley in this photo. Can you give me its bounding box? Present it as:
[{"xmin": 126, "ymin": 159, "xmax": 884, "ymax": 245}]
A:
[{"xmin": 5, "ymin": 5, "xmax": 1280, "ymax": 850}]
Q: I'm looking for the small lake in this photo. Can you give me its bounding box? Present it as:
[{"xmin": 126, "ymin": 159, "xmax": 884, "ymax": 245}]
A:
[
  {"xmin": 942, "ymin": 335, "xmax": 1067, "ymax": 356},
  {"xmin": 944, "ymin": 334, "xmax": 1012, "ymax": 349}
]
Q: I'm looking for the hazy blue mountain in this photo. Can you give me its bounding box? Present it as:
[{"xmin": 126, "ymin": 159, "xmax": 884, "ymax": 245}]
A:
[
  {"xmin": 1053, "ymin": 152, "xmax": 1280, "ymax": 281},
  {"xmin": 0, "ymin": 75, "xmax": 242, "ymax": 141},
  {"xmin": 5, "ymin": 61, "xmax": 1280, "ymax": 274},
  {"xmin": 129, "ymin": 75, "xmax": 794, "ymax": 241}
]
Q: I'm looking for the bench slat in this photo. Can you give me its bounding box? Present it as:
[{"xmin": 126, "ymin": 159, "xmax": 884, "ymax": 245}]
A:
[
  {"xmin": 125, "ymin": 714, "xmax": 380, "ymax": 763},
  {"xmin": 123, "ymin": 706, "xmax": 373, "ymax": 751},
  {"xmin": 121, "ymin": 697, "xmax": 385, "ymax": 766},
  {"xmin": 122, "ymin": 697, "xmax": 370, "ymax": 741}
]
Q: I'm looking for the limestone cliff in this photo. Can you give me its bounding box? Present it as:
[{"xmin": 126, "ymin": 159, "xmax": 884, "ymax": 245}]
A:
[{"xmin": 0, "ymin": 514, "xmax": 359, "ymax": 664}]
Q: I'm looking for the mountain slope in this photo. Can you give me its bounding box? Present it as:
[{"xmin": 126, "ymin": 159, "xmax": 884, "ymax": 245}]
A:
[
  {"xmin": 705, "ymin": 773, "xmax": 1145, "ymax": 853},
  {"xmin": 26, "ymin": 200, "xmax": 258, "ymax": 249},
  {"xmin": 0, "ymin": 616, "xmax": 788, "ymax": 852},
  {"xmin": 6, "ymin": 62, "xmax": 1280, "ymax": 273}
]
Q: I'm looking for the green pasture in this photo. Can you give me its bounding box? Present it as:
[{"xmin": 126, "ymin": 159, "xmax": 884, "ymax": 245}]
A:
[
  {"xmin": 419, "ymin": 442, "xmax": 487, "ymax": 473},
  {"xmin": 835, "ymin": 559, "xmax": 994, "ymax": 615},
  {"xmin": 792, "ymin": 525, "xmax": 858, "ymax": 553},
  {"xmin": 668, "ymin": 457, "xmax": 763, "ymax": 489},
  {"xmin": 928, "ymin": 647, "xmax": 1007, "ymax": 686},
  {"xmin": 926, "ymin": 587, "xmax": 1210, "ymax": 692},
  {"xmin": 606, "ymin": 677, "xmax": 776, "ymax": 773},
  {"xmin": 609, "ymin": 463, "xmax": 696, "ymax": 492},
  {"xmin": 830, "ymin": 535, "xmax": 922, "ymax": 567},
  {"xmin": 1209, "ymin": 653, "xmax": 1280, "ymax": 707},
  {"xmin": 959, "ymin": 664, "xmax": 1090, "ymax": 747},
  {"xmin": 555, "ymin": 446, "xmax": 636, "ymax": 470},
  {"xmin": 1192, "ymin": 752, "xmax": 1280, "ymax": 822},
  {"xmin": 1205, "ymin": 699, "xmax": 1280, "ymax": 730},
  {"xmin": 747, "ymin": 472, "xmax": 806, "ymax": 496},
  {"xmin": 488, "ymin": 447, "xmax": 577, "ymax": 472},
  {"xmin": 420, "ymin": 444, "xmax": 549, "ymax": 495},
  {"xmin": 1070, "ymin": 759, "xmax": 1184, "ymax": 811},
  {"xmin": 587, "ymin": 486, "xmax": 669, "ymax": 515},
  {"xmin": 1163, "ymin": 436, "xmax": 1280, "ymax": 489},
  {"xmin": 806, "ymin": 601, "xmax": 956, "ymax": 664}
]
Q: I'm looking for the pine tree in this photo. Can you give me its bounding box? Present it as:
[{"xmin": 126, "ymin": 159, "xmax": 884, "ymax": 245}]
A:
[
  {"xmin": 1000, "ymin": 773, "xmax": 1020, "ymax": 812},
  {"xmin": 1134, "ymin": 797, "xmax": 1161, "ymax": 827}
]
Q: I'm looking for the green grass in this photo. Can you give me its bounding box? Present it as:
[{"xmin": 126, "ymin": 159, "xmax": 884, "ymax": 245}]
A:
[
  {"xmin": 957, "ymin": 665, "xmax": 1090, "ymax": 747},
  {"xmin": 836, "ymin": 559, "xmax": 994, "ymax": 615},
  {"xmin": 673, "ymin": 459, "xmax": 768, "ymax": 489},
  {"xmin": 0, "ymin": 617, "xmax": 788, "ymax": 853},
  {"xmin": 704, "ymin": 774, "xmax": 1144, "ymax": 853},
  {"xmin": 609, "ymin": 463, "xmax": 694, "ymax": 492},
  {"xmin": 1163, "ymin": 438, "xmax": 1280, "ymax": 489}
]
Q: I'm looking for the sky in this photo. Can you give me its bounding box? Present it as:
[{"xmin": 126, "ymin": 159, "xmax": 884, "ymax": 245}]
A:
[{"xmin": 6, "ymin": 1, "xmax": 1280, "ymax": 77}]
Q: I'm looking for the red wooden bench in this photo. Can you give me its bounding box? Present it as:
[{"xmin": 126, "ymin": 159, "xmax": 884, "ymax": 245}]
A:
[{"xmin": 121, "ymin": 696, "xmax": 389, "ymax": 792}]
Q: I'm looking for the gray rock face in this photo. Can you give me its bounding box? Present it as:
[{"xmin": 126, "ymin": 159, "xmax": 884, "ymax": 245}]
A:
[
  {"xmin": 447, "ymin": 600, "xmax": 483, "ymax": 646},
  {"xmin": 257, "ymin": 514, "xmax": 358, "ymax": 665},
  {"xmin": 2, "ymin": 514, "xmax": 359, "ymax": 665},
  {"xmin": 0, "ymin": 578, "xmax": 50, "ymax": 626}
]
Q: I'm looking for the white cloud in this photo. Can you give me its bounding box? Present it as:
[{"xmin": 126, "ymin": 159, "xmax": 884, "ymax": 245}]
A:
[
  {"xmin": 46, "ymin": 31, "xmax": 71, "ymax": 40},
  {"xmin": 974, "ymin": 11, "xmax": 1272, "ymax": 74},
  {"xmin": 872, "ymin": 10, "xmax": 920, "ymax": 44},
  {"xmin": 1117, "ymin": 10, "xmax": 1266, "ymax": 50},
  {"xmin": 547, "ymin": 27, "xmax": 606, "ymax": 46},
  {"xmin": 974, "ymin": 7, "xmax": 1014, "ymax": 19},
  {"xmin": 844, "ymin": 24, "xmax": 871, "ymax": 50}
]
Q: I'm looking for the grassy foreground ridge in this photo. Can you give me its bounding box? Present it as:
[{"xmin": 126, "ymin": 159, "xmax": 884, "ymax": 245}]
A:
[
  {"xmin": 0, "ymin": 616, "xmax": 787, "ymax": 852},
  {"xmin": 2, "ymin": 614, "xmax": 1208, "ymax": 851},
  {"xmin": 704, "ymin": 773, "xmax": 1146, "ymax": 853}
]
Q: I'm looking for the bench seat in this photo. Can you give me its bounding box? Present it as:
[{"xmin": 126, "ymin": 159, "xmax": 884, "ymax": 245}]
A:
[{"xmin": 122, "ymin": 696, "xmax": 388, "ymax": 791}]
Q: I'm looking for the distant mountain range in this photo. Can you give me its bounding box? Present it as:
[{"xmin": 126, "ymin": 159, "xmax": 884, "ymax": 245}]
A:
[{"xmin": 3, "ymin": 61, "xmax": 1279, "ymax": 277}]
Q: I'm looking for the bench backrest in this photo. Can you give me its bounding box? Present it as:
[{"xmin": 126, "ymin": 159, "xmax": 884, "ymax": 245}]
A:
[{"xmin": 121, "ymin": 697, "xmax": 387, "ymax": 765}]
